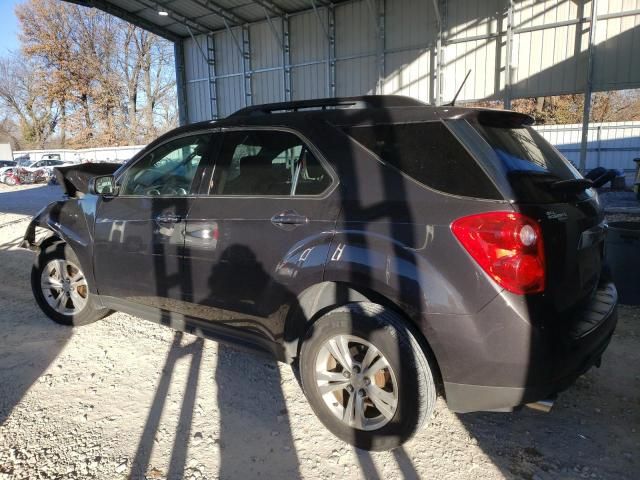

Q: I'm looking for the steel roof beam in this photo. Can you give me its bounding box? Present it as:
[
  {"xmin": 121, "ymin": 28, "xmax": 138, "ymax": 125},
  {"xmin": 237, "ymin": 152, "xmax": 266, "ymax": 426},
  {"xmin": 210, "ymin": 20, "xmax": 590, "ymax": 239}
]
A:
[
  {"xmin": 62, "ymin": 0, "xmax": 183, "ymax": 42},
  {"xmin": 253, "ymin": 0, "xmax": 287, "ymax": 18},
  {"xmin": 188, "ymin": 0, "xmax": 250, "ymax": 25},
  {"xmin": 136, "ymin": 0, "xmax": 211, "ymax": 34}
]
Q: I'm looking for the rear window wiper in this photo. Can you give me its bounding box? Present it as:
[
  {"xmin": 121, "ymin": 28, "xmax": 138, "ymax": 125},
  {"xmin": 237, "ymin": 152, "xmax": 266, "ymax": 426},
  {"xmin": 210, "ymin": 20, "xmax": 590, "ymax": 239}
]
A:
[{"xmin": 548, "ymin": 178, "xmax": 593, "ymax": 193}]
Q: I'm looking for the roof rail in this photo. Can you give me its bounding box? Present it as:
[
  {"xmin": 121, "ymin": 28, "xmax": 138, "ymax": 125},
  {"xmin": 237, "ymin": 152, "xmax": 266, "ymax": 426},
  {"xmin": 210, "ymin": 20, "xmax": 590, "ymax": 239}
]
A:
[{"xmin": 228, "ymin": 95, "xmax": 427, "ymax": 118}]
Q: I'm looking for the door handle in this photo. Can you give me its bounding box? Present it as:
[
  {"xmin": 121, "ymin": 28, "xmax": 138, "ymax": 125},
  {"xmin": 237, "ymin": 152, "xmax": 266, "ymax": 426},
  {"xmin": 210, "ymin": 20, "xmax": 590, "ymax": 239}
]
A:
[
  {"xmin": 271, "ymin": 210, "xmax": 308, "ymax": 230},
  {"xmin": 155, "ymin": 213, "xmax": 182, "ymax": 224}
]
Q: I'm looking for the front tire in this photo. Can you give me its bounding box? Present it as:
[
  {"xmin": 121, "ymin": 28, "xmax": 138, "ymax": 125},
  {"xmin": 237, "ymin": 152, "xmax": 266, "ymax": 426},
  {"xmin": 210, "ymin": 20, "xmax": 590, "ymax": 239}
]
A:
[
  {"xmin": 31, "ymin": 241, "xmax": 110, "ymax": 326},
  {"xmin": 299, "ymin": 303, "xmax": 436, "ymax": 450}
]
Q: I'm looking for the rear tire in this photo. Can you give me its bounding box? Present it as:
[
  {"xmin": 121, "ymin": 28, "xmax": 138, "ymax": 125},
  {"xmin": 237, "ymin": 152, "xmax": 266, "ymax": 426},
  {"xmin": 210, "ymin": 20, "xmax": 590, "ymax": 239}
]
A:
[
  {"xmin": 31, "ymin": 241, "xmax": 110, "ymax": 326},
  {"xmin": 299, "ymin": 303, "xmax": 436, "ymax": 450}
]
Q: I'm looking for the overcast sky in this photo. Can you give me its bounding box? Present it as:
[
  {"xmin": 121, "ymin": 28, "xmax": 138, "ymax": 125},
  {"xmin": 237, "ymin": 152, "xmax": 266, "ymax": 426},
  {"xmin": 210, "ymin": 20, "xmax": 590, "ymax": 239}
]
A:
[{"xmin": 0, "ymin": 0, "xmax": 21, "ymax": 55}]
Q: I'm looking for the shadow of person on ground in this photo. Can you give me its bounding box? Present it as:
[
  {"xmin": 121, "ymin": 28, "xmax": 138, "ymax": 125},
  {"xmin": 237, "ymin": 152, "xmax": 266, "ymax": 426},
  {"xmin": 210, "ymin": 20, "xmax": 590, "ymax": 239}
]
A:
[
  {"xmin": 215, "ymin": 343, "xmax": 301, "ymax": 479},
  {"xmin": 207, "ymin": 244, "xmax": 301, "ymax": 479},
  {"xmin": 129, "ymin": 240, "xmax": 303, "ymax": 479},
  {"xmin": 129, "ymin": 332, "xmax": 204, "ymax": 480},
  {"xmin": 0, "ymin": 246, "xmax": 72, "ymax": 427}
]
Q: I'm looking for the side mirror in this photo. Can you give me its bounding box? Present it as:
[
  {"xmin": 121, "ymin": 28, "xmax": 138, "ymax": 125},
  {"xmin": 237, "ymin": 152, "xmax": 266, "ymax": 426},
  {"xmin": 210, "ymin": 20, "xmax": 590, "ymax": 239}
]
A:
[{"xmin": 89, "ymin": 175, "xmax": 117, "ymax": 196}]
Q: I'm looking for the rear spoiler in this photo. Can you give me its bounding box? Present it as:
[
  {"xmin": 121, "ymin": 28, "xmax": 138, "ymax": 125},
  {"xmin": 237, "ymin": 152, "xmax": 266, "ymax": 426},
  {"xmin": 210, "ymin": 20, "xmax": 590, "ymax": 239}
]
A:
[{"xmin": 474, "ymin": 110, "xmax": 535, "ymax": 127}]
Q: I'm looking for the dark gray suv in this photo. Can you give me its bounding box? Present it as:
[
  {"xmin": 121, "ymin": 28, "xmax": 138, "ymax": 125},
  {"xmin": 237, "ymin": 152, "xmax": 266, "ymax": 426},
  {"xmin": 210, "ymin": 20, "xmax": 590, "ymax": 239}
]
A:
[{"xmin": 22, "ymin": 96, "xmax": 617, "ymax": 450}]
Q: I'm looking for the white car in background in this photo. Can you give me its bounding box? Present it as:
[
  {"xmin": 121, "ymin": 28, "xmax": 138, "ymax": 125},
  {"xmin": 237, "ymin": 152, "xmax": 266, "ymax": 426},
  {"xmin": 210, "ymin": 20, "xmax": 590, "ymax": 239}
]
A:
[
  {"xmin": 0, "ymin": 165, "xmax": 16, "ymax": 184},
  {"xmin": 22, "ymin": 159, "xmax": 75, "ymax": 176}
]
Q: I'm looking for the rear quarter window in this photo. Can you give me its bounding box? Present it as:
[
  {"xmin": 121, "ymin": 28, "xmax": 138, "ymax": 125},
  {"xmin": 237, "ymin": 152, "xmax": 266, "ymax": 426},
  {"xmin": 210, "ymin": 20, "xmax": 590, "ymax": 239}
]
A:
[{"xmin": 342, "ymin": 122, "xmax": 501, "ymax": 199}]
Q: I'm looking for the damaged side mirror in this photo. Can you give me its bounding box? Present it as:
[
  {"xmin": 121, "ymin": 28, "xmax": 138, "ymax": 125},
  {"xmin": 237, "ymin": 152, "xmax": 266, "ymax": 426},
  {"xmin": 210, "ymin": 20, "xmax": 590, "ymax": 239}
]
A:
[{"xmin": 89, "ymin": 175, "xmax": 117, "ymax": 196}]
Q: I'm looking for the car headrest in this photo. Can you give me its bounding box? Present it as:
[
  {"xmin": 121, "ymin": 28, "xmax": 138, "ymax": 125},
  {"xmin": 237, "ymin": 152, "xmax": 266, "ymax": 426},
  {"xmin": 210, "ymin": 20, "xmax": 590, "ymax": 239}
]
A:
[{"xmin": 239, "ymin": 155, "xmax": 272, "ymax": 174}]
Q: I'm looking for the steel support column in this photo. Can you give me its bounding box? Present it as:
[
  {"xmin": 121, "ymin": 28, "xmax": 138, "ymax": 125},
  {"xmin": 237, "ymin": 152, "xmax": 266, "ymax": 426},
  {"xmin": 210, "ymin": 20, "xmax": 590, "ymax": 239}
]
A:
[
  {"xmin": 328, "ymin": 4, "xmax": 336, "ymax": 97},
  {"xmin": 580, "ymin": 0, "xmax": 598, "ymax": 172},
  {"xmin": 432, "ymin": 0, "xmax": 445, "ymax": 105},
  {"xmin": 242, "ymin": 25, "xmax": 253, "ymax": 107},
  {"xmin": 283, "ymin": 16, "xmax": 292, "ymax": 101},
  {"xmin": 207, "ymin": 35, "xmax": 219, "ymax": 119},
  {"xmin": 371, "ymin": 0, "xmax": 385, "ymax": 94},
  {"xmin": 504, "ymin": 0, "xmax": 514, "ymax": 109},
  {"xmin": 174, "ymin": 40, "xmax": 189, "ymax": 125}
]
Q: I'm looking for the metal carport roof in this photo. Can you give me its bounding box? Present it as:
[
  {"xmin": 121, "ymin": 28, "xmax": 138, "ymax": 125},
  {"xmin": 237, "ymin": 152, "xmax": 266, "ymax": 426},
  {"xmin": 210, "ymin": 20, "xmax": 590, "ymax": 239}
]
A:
[{"xmin": 64, "ymin": 0, "xmax": 352, "ymax": 41}]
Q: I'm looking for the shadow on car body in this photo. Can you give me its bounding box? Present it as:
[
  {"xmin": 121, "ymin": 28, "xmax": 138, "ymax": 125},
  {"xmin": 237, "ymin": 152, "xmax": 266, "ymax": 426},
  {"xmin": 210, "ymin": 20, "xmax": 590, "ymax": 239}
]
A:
[{"xmin": 123, "ymin": 103, "xmax": 425, "ymax": 478}]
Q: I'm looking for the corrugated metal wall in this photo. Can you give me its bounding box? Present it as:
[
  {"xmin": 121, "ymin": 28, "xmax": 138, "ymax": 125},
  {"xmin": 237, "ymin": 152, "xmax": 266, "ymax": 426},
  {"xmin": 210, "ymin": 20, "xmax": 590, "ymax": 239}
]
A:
[
  {"xmin": 181, "ymin": 0, "xmax": 640, "ymax": 122},
  {"xmin": 535, "ymin": 121, "xmax": 640, "ymax": 171}
]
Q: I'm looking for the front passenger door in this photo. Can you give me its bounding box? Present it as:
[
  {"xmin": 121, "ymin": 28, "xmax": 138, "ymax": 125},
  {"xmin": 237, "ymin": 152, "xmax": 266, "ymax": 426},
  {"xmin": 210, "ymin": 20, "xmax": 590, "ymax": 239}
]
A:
[{"xmin": 93, "ymin": 132, "xmax": 215, "ymax": 309}]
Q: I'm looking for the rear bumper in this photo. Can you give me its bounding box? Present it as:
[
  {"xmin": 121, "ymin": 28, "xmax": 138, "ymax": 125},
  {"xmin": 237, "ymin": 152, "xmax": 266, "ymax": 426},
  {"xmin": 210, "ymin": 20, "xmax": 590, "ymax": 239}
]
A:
[{"xmin": 439, "ymin": 280, "xmax": 618, "ymax": 413}]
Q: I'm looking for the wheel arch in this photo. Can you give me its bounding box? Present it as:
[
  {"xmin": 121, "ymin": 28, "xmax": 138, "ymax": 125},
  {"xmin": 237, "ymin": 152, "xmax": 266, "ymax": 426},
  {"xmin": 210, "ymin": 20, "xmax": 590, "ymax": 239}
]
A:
[
  {"xmin": 283, "ymin": 281, "xmax": 443, "ymax": 388},
  {"xmin": 21, "ymin": 200, "xmax": 98, "ymax": 295}
]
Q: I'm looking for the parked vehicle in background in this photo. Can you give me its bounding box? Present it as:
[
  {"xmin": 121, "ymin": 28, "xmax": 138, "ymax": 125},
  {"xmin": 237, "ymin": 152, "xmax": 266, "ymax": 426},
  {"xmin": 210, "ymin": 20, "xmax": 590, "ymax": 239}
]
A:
[
  {"xmin": 3, "ymin": 169, "xmax": 20, "ymax": 186},
  {"xmin": 5, "ymin": 167, "xmax": 48, "ymax": 185},
  {"xmin": 22, "ymin": 159, "xmax": 70, "ymax": 177},
  {"xmin": 39, "ymin": 153, "xmax": 62, "ymax": 162},
  {"xmin": 22, "ymin": 96, "xmax": 618, "ymax": 451},
  {"xmin": 0, "ymin": 166, "xmax": 16, "ymax": 184},
  {"xmin": 0, "ymin": 161, "xmax": 17, "ymax": 183},
  {"xmin": 15, "ymin": 155, "xmax": 31, "ymax": 167},
  {"xmin": 1, "ymin": 159, "xmax": 60, "ymax": 185}
]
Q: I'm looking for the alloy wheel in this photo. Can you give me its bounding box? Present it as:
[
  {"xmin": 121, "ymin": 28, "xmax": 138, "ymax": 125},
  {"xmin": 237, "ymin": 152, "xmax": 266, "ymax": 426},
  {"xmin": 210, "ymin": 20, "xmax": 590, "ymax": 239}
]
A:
[
  {"xmin": 40, "ymin": 259, "xmax": 89, "ymax": 315},
  {"xmin": 314, "ymin": 334, "xmax": 399, "ymax": 431}
]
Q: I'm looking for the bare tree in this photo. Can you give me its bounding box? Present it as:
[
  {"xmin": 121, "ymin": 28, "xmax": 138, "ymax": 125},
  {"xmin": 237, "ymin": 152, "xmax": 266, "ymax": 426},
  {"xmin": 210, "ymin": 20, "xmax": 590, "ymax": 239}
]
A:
[
  {"xmin": 0, "ymin": 56, "xmax": 58, "ymax": 148},
  {"xmin": 14, "ymin": 0, "xmax": 177, "ymax": 148}
]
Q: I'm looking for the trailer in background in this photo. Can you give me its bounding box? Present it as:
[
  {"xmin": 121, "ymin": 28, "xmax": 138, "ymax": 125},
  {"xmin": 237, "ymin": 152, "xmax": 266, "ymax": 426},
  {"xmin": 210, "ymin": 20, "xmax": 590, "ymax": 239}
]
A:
[{"xmin": 0, "ymin": 143, "xmax": 13, "ymax": 161}]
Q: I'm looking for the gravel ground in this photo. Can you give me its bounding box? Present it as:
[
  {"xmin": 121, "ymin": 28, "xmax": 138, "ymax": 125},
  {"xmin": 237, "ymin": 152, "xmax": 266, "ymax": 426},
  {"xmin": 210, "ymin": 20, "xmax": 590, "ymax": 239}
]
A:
[{"xmin": 0, "ymin": 184, "xmax": 638, "ymax": 480}]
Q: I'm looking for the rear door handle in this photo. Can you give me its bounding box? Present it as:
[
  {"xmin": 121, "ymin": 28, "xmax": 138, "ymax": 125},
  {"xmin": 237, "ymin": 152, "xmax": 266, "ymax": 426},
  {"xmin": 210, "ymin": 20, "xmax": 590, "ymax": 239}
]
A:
[{"xmin": 271, "ymin": 210, "xmax": 308, "ymax": 230}]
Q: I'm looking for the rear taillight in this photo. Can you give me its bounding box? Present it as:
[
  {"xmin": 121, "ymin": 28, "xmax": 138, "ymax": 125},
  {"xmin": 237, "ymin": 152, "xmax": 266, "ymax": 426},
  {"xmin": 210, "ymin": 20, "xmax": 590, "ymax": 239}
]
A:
[{"xmin": 451, "ymin": 212, "xmax": 545, "ymax": 294}]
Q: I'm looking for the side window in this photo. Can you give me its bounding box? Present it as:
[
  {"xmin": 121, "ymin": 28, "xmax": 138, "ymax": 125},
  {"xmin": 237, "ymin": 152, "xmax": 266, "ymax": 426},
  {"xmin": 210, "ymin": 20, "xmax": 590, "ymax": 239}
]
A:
[
  {"xmin": 215, "ymin": 130, "xmax": 331, "ymax": 196},
  {"xmin": 120, "ymin": 133, "xmax": 211, "ymax": 196},
  {"xmin": 343, "ymin": 122, "xmax": 501, "ymax": 199}
]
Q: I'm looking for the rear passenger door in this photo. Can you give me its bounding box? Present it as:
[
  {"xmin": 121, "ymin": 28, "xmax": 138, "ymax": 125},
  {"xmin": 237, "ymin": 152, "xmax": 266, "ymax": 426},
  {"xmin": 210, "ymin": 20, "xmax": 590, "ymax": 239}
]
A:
[{"xmin": 183, "ymin": 128, "xmax": 340, "ymax": 344}]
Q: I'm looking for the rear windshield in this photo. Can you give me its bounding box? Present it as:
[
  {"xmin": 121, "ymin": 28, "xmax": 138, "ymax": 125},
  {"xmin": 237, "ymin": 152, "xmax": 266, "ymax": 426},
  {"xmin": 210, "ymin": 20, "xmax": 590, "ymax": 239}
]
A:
[
  {"xmin": 474, "ymin": 125, "xmax": 580, "ymax": 177},
  {"xmin": 341, "ymin": 122, "xmax": 501, "ymax": 199},
  {"xmin": 472, "ymin": 123, "xmax": 590, "ymax": 203}
]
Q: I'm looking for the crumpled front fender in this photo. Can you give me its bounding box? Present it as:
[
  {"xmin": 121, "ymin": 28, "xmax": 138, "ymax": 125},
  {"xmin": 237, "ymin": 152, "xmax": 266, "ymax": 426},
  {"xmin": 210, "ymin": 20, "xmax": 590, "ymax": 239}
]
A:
[
  {"xmin": 20, "ymin": 201, "xmax": 68, "ymax": 250},
  {"xmin": 20, "ymin": 198, "xmax": 99, "ymax": 295}
]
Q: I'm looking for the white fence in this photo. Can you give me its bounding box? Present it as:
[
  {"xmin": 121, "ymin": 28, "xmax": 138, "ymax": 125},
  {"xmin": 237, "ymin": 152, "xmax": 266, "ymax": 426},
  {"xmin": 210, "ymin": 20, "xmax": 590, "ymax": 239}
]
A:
[
  {"xmin": 12, "ymin": 121, "xmax": 640, "ymax": 173},
  {"xmin": 534, "ymin": 122, "xmax": 640, "ymax": 172},
  {"xmin": 13, "ymin": 145, "xmax": 145, "ymax": 164}
]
